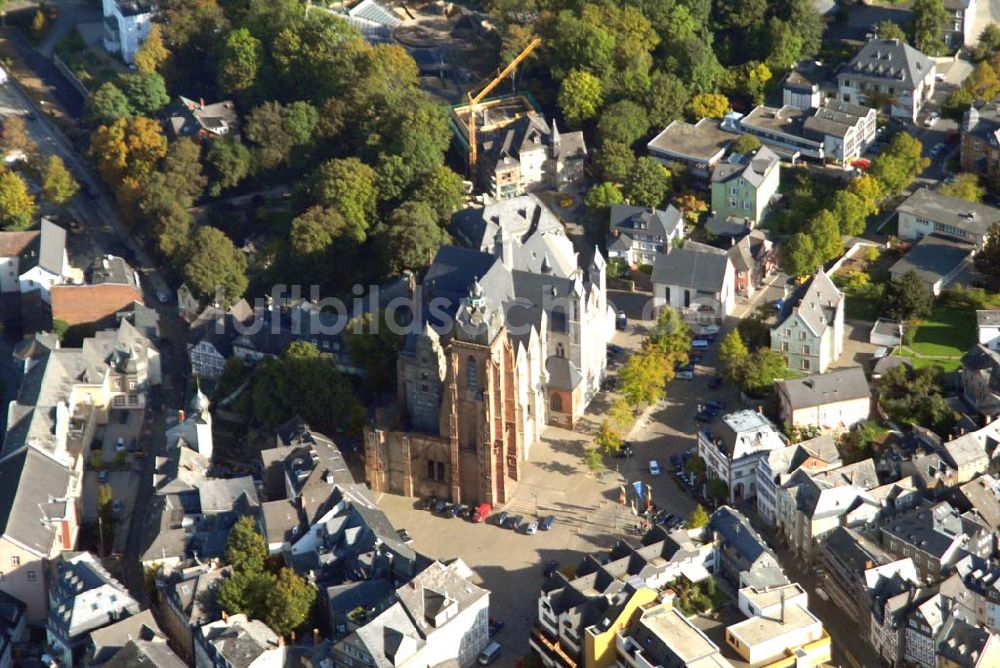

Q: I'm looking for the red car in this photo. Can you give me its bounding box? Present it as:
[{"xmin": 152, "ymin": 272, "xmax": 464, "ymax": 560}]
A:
[{"xmin": 470, "ymin": 502, "xmax": 492, "ymax": 523}]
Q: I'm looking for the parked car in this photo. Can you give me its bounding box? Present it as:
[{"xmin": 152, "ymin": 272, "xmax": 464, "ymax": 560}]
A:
[
  {"xmin": 488, "ymin": 618, "xmax": 505, "ymax": 638},
  {"xmin": 700, "ymin": 324, "xmax": 720, "ymax": 335},
  {"xmin": 705, "ymin": 399, "xmax": 727, "ymax": 411},
  {"xmin": 156, "ymin": 290, "xmax": 171, "ymax": 304},
  {"xmin": 470, "ymin": 502, "xmax": 492, "ymax": 523},
  {"xmin": 450, "ymin": 504, "xmax": 467, "ymax": 518},
  {"xmin": 543, "ymin": 560, "xmax": 560, "ymax": 577},
  {"xmin": 432, "ymin": 499, "xmax": 450, "ymax": 515},
  {"xmin": 923, "ymin": 112, "xmax": 939, "ymax": 127},
  {"xmin": 708, "ymin": 375, "xmax": 723, "ymax": 390},
  {"xmin": 695, "ymin": 411, "xmax": 714, "ymax": 423},
  {"xmin": 524, "ymin": 520, "xmax": 539, "ymax": 535},
  {"xmin": 676, "ymin": 369, "xmax": 694, "ymax": 380},
  {"xmin": 613, "ymin": 442, "xmax": 634, "ymax": 458},
  {"xmin": 616, "ymin": 312, "xmax": 628, "ymax": 330},
  {"xmin": 111, "ymin": 499, "xmax": 124, "ymax": 517},
  {"xmin": 396, "ymin": 528, "xmax": 413, "ymax": 545},
  {"xmin": 540, "ymin": 515, "xmax": 556, "ymax": 531},
  {"xmin": 97, "ymin": 469, "xmax": 109, "ymax": 483},
  {"xmin": 506, "ymin": 515, "xmax": 523, "ymax": 530},
  {"xmin": 649, "ymin": 460, "xmax": 661, "ymax": 476},
  {"xmin": 115, "ymin": 438, "xmax": 126, "ymax": 453},
  {"xmin": 495, "ymin": 510, "xmax": 509, "ymax": 526},
  {"xmin": 478, "ymin": 641, "xmax": 502, "ymax": 666},
  {"xmin": 607, "ymin": 344, "xmax": 624, "ymax": 355}
]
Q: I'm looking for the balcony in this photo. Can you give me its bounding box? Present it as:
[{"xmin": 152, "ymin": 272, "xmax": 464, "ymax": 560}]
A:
[{"xmin": 530, "ymin": 626, "xmax": 578, "ymax": 668}]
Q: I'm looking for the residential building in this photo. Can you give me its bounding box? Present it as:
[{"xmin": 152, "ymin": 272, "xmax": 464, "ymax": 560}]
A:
[
  {"xmin": 710, "ymin": 145, "xmax": 781, "ymax": 224},
  {"xmin": 756, "ymin": 434, "xmax": 842, "ymax": 527},
  {"xmin": 18, "ymin": 219, "xmax": 79, "ymax": 304},
  {"xmin": 888, "ymin": 234, "xmax": 976, "ymax": 296},
  {"xmin": 606, "ymin": 204, "xmax": 684, "ymax": 267},
  {"xmin": 771, "ymin": 270, "xmax": 845, "ymax": 374},
  {"xmin": 961, "ymin": 98, "xmax": 1000, "ymax": 180},
  {"xmin": 949, "ymin": 555, "xmax": 1000, "ymax": 633},
  {"xmin": 167, "ymin": 97, "xmax": 239, "ymax": 140},
  {"xmin": 725, "ymin": 583, "xmax": 831, "ymax": 666},
  {"xmin": 837, "ymin": 39, "xmax": 936, "ymax": 122},
  {"xmin": 950, "ymin": 474, "xmax": 1000, "ymax": 531},
  {"xmin": 708, "ymin": 507, "xmax": 784, "ymax": 587},
  {"xmin": 736, "ymin": 101, "xmax": 880, "ymax": 164},
  {"xmin": 738, "ymin": 105, "xmax": 821, "ymax": 161},
  {"xmin": 776, "ymin": 366, "xmax": 871, "ymax": 432},
  {"xmin": 194, "ymin": 614, "xmax": 284, "ymax": 668},
  {"xmin": 87, "ymin": 608, "xmax": 165, "ymax": 665},
  {"xmin": 960, "ymin": 344, "xmax": 1000, "ymax": 419},
  {"xmin": 0, "ymin": 591, "xmax": 25, "ymax": 668},
  {"xmin": 870, "ymin": 317, "xmax": 903, "ymax": 348},
  {"xmin": 698, "ymin": 410, "xmax": 787, "ymax": 503},
  {"xmin": 728, "ymin": 228, "xmax": 777, "ymax": 298},
  {"xmin": 101, "ymin": 639, "xmax": 187, "ymax": 668},
  {"xmin": 880, "ymin": 501, "xmax": 993, "ymax": 580},
  {"xmin": 896, "ymin": 188, "xmax": 1000, "ymax": 249},
  {"xmin": 185, "ymin": 299, "xmax": 254, "ymax": 380},
  {"xmin": 45, "ymin": 552, "xmax": 140, "ymax": 667},
  {"xmin": 331, "ymin": 559, "xmax": 490, "ymax": 668},
  {"xmin": 943, "ymin": 0, "xmax": 978, "ymax": 47},
  {"xmin": 904, "ymin": 589, "xmax": 958, "ymax": 668},
  {"xmin": 651, "ymin": 242, "xmax": 735, "ymax": 323},
  {"xmin": 937, "ymin": 616, "xmax": 1000, "ymax": 667},
  {"xmin": 101, "ymin": 0, "xmax": 155, "ymax": 64},
  {"xmin": 476, "ymin": 112, "xmax": 586, "ymax": 200},
  {"xmin": 819, "ymin": 526, "xmax": 895, "ymax": 633},
  {"xmin": 869, "ymin": 576, "xmax": 935, "ymax": 667},
  {"xmin": 646, "ymin": 118, "xmax": 737, "ymax": 179},
  {"xmin": 0, "ymin": 231, "xmax": 38, "ymax": 293},
  {"xmin": 977, "ymin": 310, "xmax": 1000, "ymax": 351},
  {"xmin": 50, "ymin": 255, "xmax": 144, "ymax": 328},
  {"xmin": 614, "ymin": 592, "xmax": 735, "ymax": 668},
  {"xmin": 157, "ymin": 564, "xmax": 232, "ymax": 665}
]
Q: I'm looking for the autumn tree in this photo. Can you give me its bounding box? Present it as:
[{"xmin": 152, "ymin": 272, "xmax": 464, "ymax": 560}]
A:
[
  {"xmin": 90, "ymin": 117, "xmax": 168, "ymax": 187},
  {"xmin": 134, "ymin": 24, "xmax": 170, "ymax": 74},
  {"xmin": 224, "ymin": 516, "xmax": 267, "ymax": 574},
  {"xmin": 940, "ymin": 174, "xmax": 985, "ymax": 202},
  {"xmin": 687, "ymin": 504, "xmax": 709, "ymax": 528},
  {"xmin": 0, "ymin": 169, "xmax": 35, "ymax": 230},
  {"xmin": 558, "ymin": 69, "xmax": 604, "ymax": 127},
  {"xmin": 1, "ymin": 115, "xmax": 33, "ymax": 157},
  {"xmin": 687, "ymin": 93, "xmax": 729, "ymax": 119},
  {"xmin": 264, "ymin": 568, "xmax": 316, "ymax": 636},
  {"xmin": 41, "ymin": 155, "xmax": 79, "ymax": 205},
  {"xmin": 731, "ymin": 135, "xmax": 762, "ymax": 154},
  {"xmin": 218, "ymin": 27, "xmax": 263, "ymax": 97},
  {"xmin": 595, "ymin": 419, "xmax": 623, "ymax": 454}
]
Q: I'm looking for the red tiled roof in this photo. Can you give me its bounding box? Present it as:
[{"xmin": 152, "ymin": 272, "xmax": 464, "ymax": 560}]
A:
[
  {"xmin": 51, "ymin": 284, "xmax": 144, "ymax": 326},
  {"xmin": 0, "ymin": 231, "xmax": 38, "ymax": 258}
]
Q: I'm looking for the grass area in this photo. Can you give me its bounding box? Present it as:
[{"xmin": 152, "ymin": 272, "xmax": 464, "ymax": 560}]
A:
[
  {"xmin": 899, "ymin": 354, "xmax": 963, "ymax": 372},
  {"xmin": 909, "ymin": 306, "xmax": 975, "ymax": 358}
]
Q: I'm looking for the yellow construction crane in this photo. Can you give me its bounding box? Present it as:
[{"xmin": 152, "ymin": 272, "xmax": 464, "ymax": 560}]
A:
[{"xmin": 466, "ymin": 37, "xmax": 542, "ymax": 174}]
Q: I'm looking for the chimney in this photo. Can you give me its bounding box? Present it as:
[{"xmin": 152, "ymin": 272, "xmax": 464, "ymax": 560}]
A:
[
  {"xmin": 313, "ymin": 628, "xmax": 320, "ymax": 644},
  {"xmin": 178, "ymin": 409, "xmax": 185, "ymax": 423},
  {"xmin": 222, "ymin": 611, "xmax": 229, "ymax": 622},
  {"xmin": 199, "ymin": 98, "xmax": 205, "ymax": 109},
  {"xmin": 277, "ymin": 636, "xmax": 284, "ymax": 647},
  {"xmin": 291, "ymin": 631, "xmax": 296, "ymax": 643},
  {"xmin": 757, "ymin": 405, "xmax": 763, "ymax": 414},
  {"xmin": 865, "ymin": 559, "xmax": 874, "ymax": 569}
]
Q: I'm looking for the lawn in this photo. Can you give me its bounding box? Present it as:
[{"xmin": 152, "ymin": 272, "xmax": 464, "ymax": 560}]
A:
[{"xmin": 909, "ymin": 306, "xmax": 976, "ymax": 358}]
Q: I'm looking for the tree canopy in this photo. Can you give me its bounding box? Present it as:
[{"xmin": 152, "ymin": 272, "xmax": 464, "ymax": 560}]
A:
[{"xmin": 182, "ymin": 226, "xmax": 248, "ymax": 304}]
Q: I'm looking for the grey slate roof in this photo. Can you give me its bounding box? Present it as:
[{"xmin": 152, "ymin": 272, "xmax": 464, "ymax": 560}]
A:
[
  {"xmin": 710, "ymin": 145, "xmax": 779, "ymax": 187},
  {"xmin": 89, "ymin": 608, "xmax": 164, "ymax": 664},
  {"xmin": 38, "ymin": 218, "xmax": 65, "ymax": 275},
  {"xmin": 0, "ymin": 446, "xmax": 70, "ymax": 555},
  {"xmin": 608, "ymin": 204, "xmax": 684, "ymax": 240},
  {"xmin": 707, "ymin": 506, "xmax": 774, "ymax": 567},
  {"xmin": 200, "ymin": 615, "xmax": 281, "ymax": 668},
  {"xmin": 546, "ymin": 356, "xmax": 583, "ymax": 391},
  {"xmin": 778, "ymin": 270, "xmax": 843, "ymax": 337},
  {"xmin": 651, "ymin": 241, "xmax": 730, "ymax": 292},
  {"xmin": 897, "ymin": 188, "xmax": 1000, "ymax": 238},
  {"xmin": 88, "ymin": 255, "xmax": 138, "ymax": 287},
  {"xmin": 451, "ymin": 194, "xmax": 563, "ymax": 253},
  {"xmin": 889, "ymin": 234, "xmax": 975, "ymax": 284},
  {"xmin": 843, "ymin": 39, "xmax": 934, "ymax": 87},
  {"xmin": 47, "ymin": 552, "xmax": 140, "ymax": 642},
  {"xmin": 422, "ymin": 246, "xmax": 514, "ymax": 322},
  {"xmin": 102, "ymin": 639, "xmax": 187, "ymax": 668},
  {"xmin": 778, "ymin": 366, "xmax": 870, "ymax": 410}
]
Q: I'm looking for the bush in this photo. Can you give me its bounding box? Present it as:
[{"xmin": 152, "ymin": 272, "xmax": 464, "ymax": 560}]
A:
[
  {"xmin": 608, "ymin": 258, "xmax": 629, "ymax": 279},
  {"xmin": 939, "ymin": 286, "xmax": 988, "ymax": 310}
]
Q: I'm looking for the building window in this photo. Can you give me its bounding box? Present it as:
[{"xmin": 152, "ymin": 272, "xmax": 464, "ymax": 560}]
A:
[
  {"xmin": 556, "ymin": 343, "xmax": 565, "ymax": 358},
  {"xmin": 781, "ymin": 341, "xmax": 789, "ymax": 352},
  {"xmin": 128, "ymin": 379, "xmax": 137, "ymax": 391},
  {"xmin": 10, "ymin": 557, "xmax": 18, "ymax": 567},
  {"xmin": 743, "ymin": 201, "xmax": 751, "ymax": 210},
  {"xmin": 801, "ymin": 359, "xmax": 811, "ymax": 371},
  {"xmin": 784, "ymin": 329, "xmax": 791, "ymax": 337},
  {"xmin": 799, "ymin": 331, "xmax": 807, "ymax": 340},
  {"xmin": 427, "ymin": 460, "xmax": 446, "ymax": 482},
  {"xmin": 466, "ymin": 356, "xmax": 477, "ymax": 391},
  {"xmin": 803, "ymin": 345, "xmax": 811, "ymax": 355},
  {"xmin": 26, "ymin": 571, "xmax": 35, "ymax": 582},
  {"xmin": 551, "ymin": 393, "xmax": 563, "ymax": 413},
  {"xmin": 729, "ymin": 199, "xmax": 737, "ymax": 209},
  {"xmin": 113, "ymin": 378, "xmax": 122, "ymax": 390}
]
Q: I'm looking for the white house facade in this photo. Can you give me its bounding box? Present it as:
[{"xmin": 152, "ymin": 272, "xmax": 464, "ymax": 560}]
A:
[{"xmin": 101, "ymin": 0, "xmax": 156, "ymax": 65}]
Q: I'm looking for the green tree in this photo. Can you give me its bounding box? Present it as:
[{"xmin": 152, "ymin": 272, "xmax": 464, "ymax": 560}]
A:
[
  {"xmin": 707, "ymin": 478, "xmax": 729, "ymax": 503},
  {"xmin": 550, "ymin": 12, "xmax": 615, "ymax": 79},
  {"xmin": 206, "ymin": 137, "xmax": 252, "ymax": 195},
  {"xmin": 224, "ymin": 516, "xmax": 267, "ymax": 574},
  {"xmin": 687, "ymin": 93, "xmax": 729, "ymax": 119},
  {"xmin": 311, "ymin": 158, "xmax": 378, "ymax": 241},
  {"xmin": 766, "ymin": 18, "xmax": 805, "ymax": 71},
  {"xmin": 0, "ymin": 169, "xmax": 35, "ymax": 230},
  {"xmin": 264, "ymin": 568, "xmax": 316, "ymax": 636},
  {"xmin": 619, "ymin": 350, "xmax": 671, "ymax": 407},
  {"xmin": 687, "ymin": 504, "xmax": 709, "ymax": 528},
  {"xmin": 975, "ymin": 224, "xmax": 1000, "ymax": 287},
  {"xmin": 940, "ymin": 174, "xmax": 985, "ymax": 202},
  {"xmin": 739, "ymin": 349, "xmax": 787, "ymax": 396},
  {"xmin": 681, "ymin": 39, "xmax": 724, "ymax": 95},
  {"xmin": 744, "ymin": 61, "xmax": 772, "ymax": 105},
  {"xmin": 807, "ymin": 209, "xmax": 845, "ymax": 261},
  {"xmin": 283, "ymin": 101, "xmax": 319, "ymax": 146},
  {"xmin": 848, "ymin": 174, "xmax": 884, "ymax": 214},
  {"xmin": 974, "ymin": 24, "xmax": 1000, "ymax": 60},
  {"xmin": 218, "ymin": 27, "xmax": 263, "ymax": 96},
  {"xmin": 412, "ymin": 166, "xmax": 466, "ymax": 224},
  {"xmin": 718, "ymin": 330, "xmax": 749, "ymax": 382},
  {"xmin": 781, "ymin": 232, "xmax": 819, "ymax": 276},
  {"xmin": 182, "ymin": 226, "xmax": 248, "ymax": 304},
  {"xmin": 584, "ymin": 181, "xmax": 624, "ymax": 221},
  {"xmin": 217, "ymin": 570, "xmax": 271, "ymax": 617},
  {"xmin": 558, "ymin": 69, "xmax": 604, "ymax": 127},
  {"xmin": 289, "ymin": 206, "xmax": 345, "ymax": 261},
  {"xmin": 584, "ymin": 447, "xmax": 604, "ymax": 472},
  {"xmin": 871, "ymin": 131, "xmax": 927, "ymax": 195},
  {"xmin": 597, "ymin": 100, "xmax": 650, "ymax": 146},
  {"xmin": 134, "ymin": 24, "xmax": 169, "ymax": 74},
  {"xmin": 87, "ymin": 82, "xmax": 133, "ymax": 125},
  {"xmin": 379, "ymin": 200, "xmax": 451, "ymax": 274},
  {"xmin": 686, "ymin": 455, "xmax": 707, "ymax": 476},
  {"xmin": 624, "ymin": 158, "xmax": 671, "ymax": 208},
  {"xmin": 342, "ymin": 310, "xmax": 404, "ymax": 393},
  {"xmin": 244, "ymin": 101, "xmax": 317, "ymax": 171},
  {"xmin": 161, "ymin": 137, "xmax": 207, "ymax": 206},
  {"xmin": 875, "ymin": 20, "xmax": 907, "ymax": 41},
  {"xmin": 942, "ymin": 87, "xmax": 976, "ymax": 121},
  {"xmin": 608, "ymin": 397, "xmax": 633, "ymax": 433},
  {"xmin": 41, "ymin": 155, "xmax": 79, "ymax": 205},
  {"xmin": 644, "ymin": 70, "xmax": 689, "ymax": 129},
  {"xmin": 117, "ymin": 72, "xmax": 170, "ymax": 115},
  {"xmin": 912, "ymin": 0, "xmax": 949, "ymax": 55},
  {"xmin": 595, "ymin": 141, "xmax": 636, "ymax": 183},
  {"xmin": 249, "ymin": 341, "xmax": 365, "ymax": 435},
  {"xmin": 884, "ymin": 270, "xmax": 933, "ymax": 321},
  {"xmin": 731, "ymin": 135, "xmax": 762, "ymax": 154}
]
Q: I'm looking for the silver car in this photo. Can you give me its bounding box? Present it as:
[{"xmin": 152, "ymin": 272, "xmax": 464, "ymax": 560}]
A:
[{"xmin": 524, "ymin": 521, "xmax": 539, "ymax": 535}]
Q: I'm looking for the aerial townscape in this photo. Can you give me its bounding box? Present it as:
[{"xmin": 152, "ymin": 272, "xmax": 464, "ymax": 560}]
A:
[{"xmin": 0, "ymin": 0, "xmax": 998, "ymax": 667}]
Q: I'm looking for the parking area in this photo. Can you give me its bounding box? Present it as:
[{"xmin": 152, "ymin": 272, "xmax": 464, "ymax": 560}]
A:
[{"xmin": 87, "ymin": 409, "xmax": 150, "ymax": 554}]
